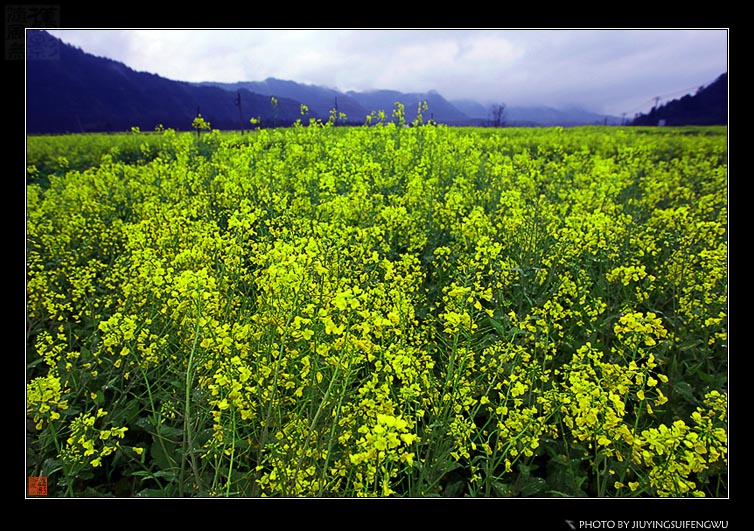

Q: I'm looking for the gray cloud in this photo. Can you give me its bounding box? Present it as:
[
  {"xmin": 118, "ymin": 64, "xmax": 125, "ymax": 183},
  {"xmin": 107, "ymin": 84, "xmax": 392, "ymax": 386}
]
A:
[{"xmin": 45, "ymin": 28, "xmax": 727, "ymax": 116}]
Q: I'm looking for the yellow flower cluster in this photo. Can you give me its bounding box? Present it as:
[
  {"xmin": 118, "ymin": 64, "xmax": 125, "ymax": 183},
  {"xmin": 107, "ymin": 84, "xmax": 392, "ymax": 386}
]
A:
[
  {"xmin": 27, "ymin": 373, "xmax": 69, "ymax": 430},
  {"xmin": 627, "ymin": 390, "xmax": 728, "ymax": 496},
  {"xmin": 347, "ymin": 413, "xmax": 419, "ymax": 496},
  {"xmin": 613, "ymin": 311, "xmax": 669, "ymax": 351},
  {"xmin": 557, "ymin": 343, "xmax": 667, "ymax": 450},
  {"xmin": 59, "ymin": 409, "xmax": 129, "ymax": 469}
]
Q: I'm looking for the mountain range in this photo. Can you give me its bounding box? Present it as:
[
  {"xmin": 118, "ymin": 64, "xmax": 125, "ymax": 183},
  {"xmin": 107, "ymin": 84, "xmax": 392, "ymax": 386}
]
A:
[
  {"xmin": 194, "ymin": 79, "xmax": 623, "ymax": 128},
  {"xmin": 630, "ymin": 73, "xmax": 727, "ymax": 126},
  {"xmin": 26, "ymin": 30, "xmax": 304, "ymax": 134},
  {"xmin": 26, "ymin": 30, "xmax": 723, "ymax": 135}
]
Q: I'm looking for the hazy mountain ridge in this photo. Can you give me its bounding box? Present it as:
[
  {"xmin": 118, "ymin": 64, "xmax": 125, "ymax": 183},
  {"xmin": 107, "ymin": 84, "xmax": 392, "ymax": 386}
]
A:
[
  {"xmin": 194, "ymin": 79, "xmax": 368, "ymax": 122},
  {"xmin": 199, "ymin": 80, "xmax": 623, "ymax": 126},
  {"xmin": 451, "ymin": 99, "xmax": 623, "ymax": 126},
  {"xmin": 26, "ymin": 31, "xmax": 306, "ymax": 134},
  {"xmin": 195, "ymin": 81, "xmax": 474, "ymax": 124}
]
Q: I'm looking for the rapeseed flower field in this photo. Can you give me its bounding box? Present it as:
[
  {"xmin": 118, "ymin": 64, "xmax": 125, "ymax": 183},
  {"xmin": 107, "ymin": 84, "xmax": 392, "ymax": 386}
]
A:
[{"xmin": 26, "ymin": 110, "xmax": 727, "ymax": 497}]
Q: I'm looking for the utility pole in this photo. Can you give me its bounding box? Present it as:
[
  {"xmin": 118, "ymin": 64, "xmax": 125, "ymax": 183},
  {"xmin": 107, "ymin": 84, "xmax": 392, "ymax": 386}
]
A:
[{"xmin": 235, "ymin": 91, "xmax": 244, "ymax": 134}]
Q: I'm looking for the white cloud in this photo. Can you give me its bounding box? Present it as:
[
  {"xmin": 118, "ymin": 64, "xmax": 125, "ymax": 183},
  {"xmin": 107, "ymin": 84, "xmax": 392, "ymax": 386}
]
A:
[{"xmin": 44, "ymin": 28, "xmax": 727, "ymax": 116}]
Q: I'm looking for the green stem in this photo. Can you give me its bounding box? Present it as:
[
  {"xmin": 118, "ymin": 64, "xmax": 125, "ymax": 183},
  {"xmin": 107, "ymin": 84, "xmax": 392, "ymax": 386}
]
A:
[
  {"xmin": 131, "ymin": 349, "xmax": 179, "ymax": 484},
  {"xmin": 181, "ymin": 295, "xmax": 204, "ymax": 495},
  {"xmin": 225, "ymin": 408, "xmax": 236, "ymax": 496},
  {"xmin": 253, "ymin": 290, "xmax": 302, "ymax": 495},
  {"xmin": 318, "ymin": 368, "xmax": 351, "ymax": 495},
  {"xmin": 46, "ymin": 420, "xmax": 76, "ymax": 497},
  {"xmin": 290, "ymin": 362, "xmax": 340, "ymax": 494}
]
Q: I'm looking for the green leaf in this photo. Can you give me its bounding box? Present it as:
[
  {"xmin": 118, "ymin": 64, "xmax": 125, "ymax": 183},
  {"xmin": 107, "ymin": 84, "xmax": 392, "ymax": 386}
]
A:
[
  {"xmin": 442, "ymin": 480, "xmax": 465, "ymax": 497},
  {"xmin": 131, "ymin": 469, "xmax": 177, "ymax": 481},
  {"xmin": 673, "ymin": 381, "xmax": 697, "ymax": 404},
  {"xmin": 546, "ymin": 489, "xmax": 574, "ymax": 497},
  {"xmin": 135, "ymin": 416, "xmax": 152, "ymax": 430},
  {"xmin": 41, "ymin": 457, "xmax": 63, "ymax": 477},
  {"xmin": 156, "ymin": 424, "xmax": 184, "ymax": 439},
  {"xmin": 519, "ymin": 476, "xmax": 546, "ymax": 496},
  {"xmin": 491, "ymin": 480, "xmax": 513, "ymax": 497},
  {"xmin": 150, "ymin": 439, "xmax": 179, "ymax": 470},
  {"xmin": 135, "ymin": 488, "xmax": 169, "ymax": 497},
  {"xmin": 92, "ymin": 390, "xmax": 105, "ymax": 407},
  {"xmin": 488, "ymin": 316, "xmax": 508, "ymax": 337}
]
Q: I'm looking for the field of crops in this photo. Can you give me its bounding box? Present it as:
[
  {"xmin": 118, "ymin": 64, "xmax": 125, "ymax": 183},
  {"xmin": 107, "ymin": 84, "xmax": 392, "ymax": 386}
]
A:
[{"xmin": 26, "ymin": 113, "xmax": 728, "ymax": 498}]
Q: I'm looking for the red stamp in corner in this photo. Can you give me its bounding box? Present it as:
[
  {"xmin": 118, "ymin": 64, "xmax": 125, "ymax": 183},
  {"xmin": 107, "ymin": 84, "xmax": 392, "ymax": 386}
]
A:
[{"xmin": 28, "ymin": 476, "xmax": 48, "ymax": 496}]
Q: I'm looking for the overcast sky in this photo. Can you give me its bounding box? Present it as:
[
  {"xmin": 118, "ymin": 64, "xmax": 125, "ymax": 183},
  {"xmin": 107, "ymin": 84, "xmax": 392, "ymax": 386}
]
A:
[{"xmin": 45, "ymin": 28, "xmax": 728, "ymax": 117}]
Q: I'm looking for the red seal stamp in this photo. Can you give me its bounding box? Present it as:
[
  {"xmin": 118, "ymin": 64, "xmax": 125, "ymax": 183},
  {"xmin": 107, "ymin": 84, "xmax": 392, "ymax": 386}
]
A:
[{"xmin": 28, "ymin": 476, "xmax": 48, "ymax": 496}]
